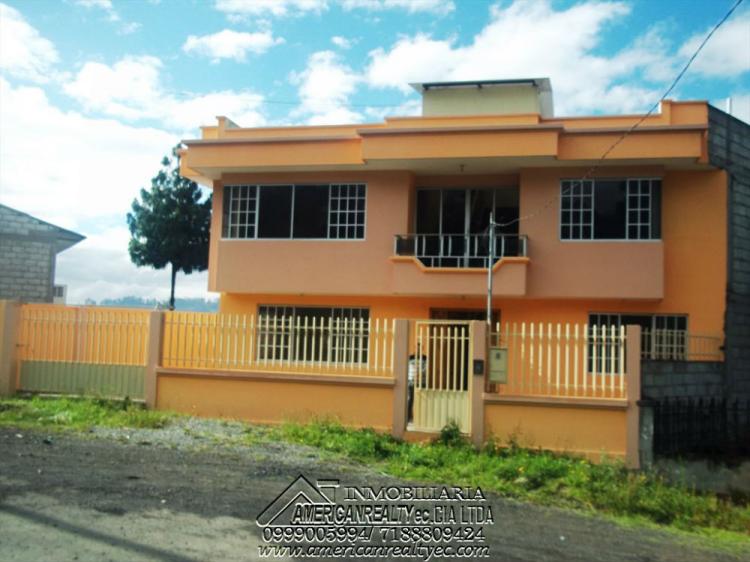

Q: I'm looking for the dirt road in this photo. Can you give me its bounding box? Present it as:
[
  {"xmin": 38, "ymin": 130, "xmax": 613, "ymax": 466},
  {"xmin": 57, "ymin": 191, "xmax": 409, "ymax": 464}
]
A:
[{"xmin": 0, "ymin": 425, "xmax": 746, "ymax": 562}]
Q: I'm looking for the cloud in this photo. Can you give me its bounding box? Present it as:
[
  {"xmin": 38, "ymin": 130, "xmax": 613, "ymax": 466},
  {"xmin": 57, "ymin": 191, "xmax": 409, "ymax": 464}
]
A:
[
  {"xmin": 0, "ymin": 76, "xmax": 215, "ymax": 303},
  {"xmin": 331, "ymin": 36, "xmax": 352, "ymax": 49},
  {"xmin": 63, "ymin": 55, "xmax": 266, "ymax": 130},
  {"xmin": 678, "ymin": 11, "xmax": 750, "ymax": 78},
  {"xmin": 364, "ymin": 0, "xmax": 681, "ymax": 116},
  {"xmin": 183, "ymin": 29, "xmax": 283, "ymax": 62},
  {"xmin": 363, "ymin": 98, "xmax": 421, "ymax": 120},
  {"xmin": 0, "ymin": 77, "xmax": 176, "ymax": 224},
  {"xmin": 74, "ymin": 0, "xmax": 119, "ymax": 21},
  {"xmin": 119, "ymin": 21, "xmax": 142, "ymax": 35},
  {"xmin": 214, "ymin": 0, "xmax": 327, "ymax": 18},
  {"xmin": 214, "ymin": 0, "xmax": 452, "ymax": 18},
  {"xmin": 290, "ymin": 50, "xmax": 362, "ymax": 124},
  {"xmin": 725, "ymin": 93, "xmax": 750, "ymax": 124},
  {"xmin": 342, "ymin": 0, "xmax": 454, "ymax": 14},
  {"xmin": 0, "ymin": 3, "xmax": 59, "ymax": 83},
  {"xmin": 74, "ymin": 0, "xmax": 143, "ymax": 34},
  {"xmin": 56, "ymin": 227, "xmax": 214, "ymax": 304}
]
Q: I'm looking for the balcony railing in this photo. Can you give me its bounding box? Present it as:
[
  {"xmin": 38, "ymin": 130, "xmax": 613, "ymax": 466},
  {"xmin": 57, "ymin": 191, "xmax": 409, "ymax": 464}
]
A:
[{"xmin": 394, "ymin": 234, "xmax": 528, "ymax": 268}]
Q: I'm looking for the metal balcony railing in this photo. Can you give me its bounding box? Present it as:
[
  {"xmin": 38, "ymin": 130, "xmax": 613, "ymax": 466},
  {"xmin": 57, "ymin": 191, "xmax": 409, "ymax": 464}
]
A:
[{"xmin": 394, "ymin": 234, "xmax": 528, "ymax": 268}]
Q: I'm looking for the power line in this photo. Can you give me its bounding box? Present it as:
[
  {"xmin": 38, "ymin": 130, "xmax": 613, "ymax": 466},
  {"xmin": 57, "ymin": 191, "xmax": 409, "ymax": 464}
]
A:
[{"xmin": 495, "ymin": 0, "xmax": 746, "ymax": 229}]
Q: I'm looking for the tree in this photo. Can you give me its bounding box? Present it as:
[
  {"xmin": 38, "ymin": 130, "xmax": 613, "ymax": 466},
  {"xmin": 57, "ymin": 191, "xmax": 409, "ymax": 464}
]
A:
[{"xmin": 127, "ymin": 146, "xmax": 211, "ymax": 310}]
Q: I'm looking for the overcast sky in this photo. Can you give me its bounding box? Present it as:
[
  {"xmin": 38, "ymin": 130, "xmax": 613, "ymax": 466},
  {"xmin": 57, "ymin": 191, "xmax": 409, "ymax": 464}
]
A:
[{"xmin": 0, "ymin": 0, "xmax": 748, "ymax": 304}]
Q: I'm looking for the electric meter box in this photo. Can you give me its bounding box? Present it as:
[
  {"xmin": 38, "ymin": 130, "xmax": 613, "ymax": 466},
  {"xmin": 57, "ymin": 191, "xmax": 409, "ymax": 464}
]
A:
[{"xmin": 488, "ymin": 347, "xmax": 508, "ymax": 383}]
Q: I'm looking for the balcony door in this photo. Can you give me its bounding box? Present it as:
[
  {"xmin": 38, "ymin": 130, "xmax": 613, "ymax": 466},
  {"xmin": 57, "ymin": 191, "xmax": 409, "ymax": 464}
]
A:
[{"xmin": 415, "ymin": 187, "xmax": 519, "ymax": 267}]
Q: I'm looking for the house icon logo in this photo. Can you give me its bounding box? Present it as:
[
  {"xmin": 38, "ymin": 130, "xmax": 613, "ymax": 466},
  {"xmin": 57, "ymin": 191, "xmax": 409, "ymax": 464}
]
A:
[{"xmin": 256, "ymin": 474, "xmax": 338, "ymax": 527}]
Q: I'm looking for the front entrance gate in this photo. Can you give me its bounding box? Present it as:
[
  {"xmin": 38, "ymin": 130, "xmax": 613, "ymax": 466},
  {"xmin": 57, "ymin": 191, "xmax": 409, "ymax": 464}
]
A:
[{"xmin": 410, "ymin": 320, "xmax": 472, "ymax": 433}]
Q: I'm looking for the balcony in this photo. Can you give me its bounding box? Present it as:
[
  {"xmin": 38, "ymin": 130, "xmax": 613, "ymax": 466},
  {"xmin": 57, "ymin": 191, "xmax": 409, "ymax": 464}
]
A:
[
  {"xmin": 394, "ymin": 233, "xmax": 528, "ymax": 268},
  {"xmin": 390, "ymin": 233, "xmax": 529, "ymax": 297}
]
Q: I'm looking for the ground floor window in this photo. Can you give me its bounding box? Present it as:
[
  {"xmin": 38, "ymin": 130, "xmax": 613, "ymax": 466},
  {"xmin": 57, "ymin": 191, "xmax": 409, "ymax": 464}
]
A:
[
  {"xmin": 256, "ymin": 305, "xmax": 370, "ymax": 363},
  {"xmin": 589, "ymin": 312, "xmax": 688, "ymax": 361}
]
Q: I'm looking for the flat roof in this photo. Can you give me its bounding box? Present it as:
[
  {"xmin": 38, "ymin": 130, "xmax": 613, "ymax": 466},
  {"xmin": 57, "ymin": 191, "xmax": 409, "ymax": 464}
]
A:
[{"xmin": 410, "ymin": 78, "xmax": 552, "ymax": 93}]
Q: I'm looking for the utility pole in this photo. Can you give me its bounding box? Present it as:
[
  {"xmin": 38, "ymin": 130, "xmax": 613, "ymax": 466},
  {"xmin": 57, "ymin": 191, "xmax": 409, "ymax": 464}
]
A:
[{"xmin": 486, "ymin": 212, "xmax": 495, "ymax": 335}]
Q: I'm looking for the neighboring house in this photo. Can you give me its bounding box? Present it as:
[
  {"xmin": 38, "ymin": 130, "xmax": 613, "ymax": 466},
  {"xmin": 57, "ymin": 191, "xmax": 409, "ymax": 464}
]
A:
[
  {"xmin": 180, "ymin": 78, "xmax": 750, "ymax": 399},
  {"xmin": 0, "ymin": 204, "xmax": 84, "ymax": 303}
]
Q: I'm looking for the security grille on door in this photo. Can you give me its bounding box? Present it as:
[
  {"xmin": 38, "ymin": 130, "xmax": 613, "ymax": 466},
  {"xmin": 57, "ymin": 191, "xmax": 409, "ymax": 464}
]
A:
[{"xmin": 410, "ymin": 321, "xmax": 472, "ymax": 433}]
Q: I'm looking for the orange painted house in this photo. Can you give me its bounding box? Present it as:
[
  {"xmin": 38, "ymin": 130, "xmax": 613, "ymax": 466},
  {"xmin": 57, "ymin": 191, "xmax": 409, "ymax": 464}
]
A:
[{"xmin": 180, "ymin": 79, "xmax": 750, "ymax": 397}]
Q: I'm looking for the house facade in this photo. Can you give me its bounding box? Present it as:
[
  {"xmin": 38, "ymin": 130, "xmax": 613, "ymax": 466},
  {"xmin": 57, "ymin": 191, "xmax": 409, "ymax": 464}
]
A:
[
  {"xmin": 180, "ymin": 78, "xmax": 747, "ymax": 397},
  {"xmin": 0, "ymin": 204, "xmax": 84, "ymax": 304}
]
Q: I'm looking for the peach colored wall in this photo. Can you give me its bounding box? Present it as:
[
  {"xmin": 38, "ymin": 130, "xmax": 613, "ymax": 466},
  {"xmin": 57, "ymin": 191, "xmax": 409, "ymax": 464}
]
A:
[
  {"xmin": 210, "ymin": 171, "xmax": 412, "ymax": 295},
  {"xmin": 484, "ymin": 402, "xmax": 627, "ymax": 460},
  {"xmin": 220, "ymin": 292, "xmax": 723, "ymax": 339},
  {"xmin": 157, "ymin": 372, "xmax": 393, "ymax": 430},
  {"xmin": 389, "ymin": 258, "xmax": 528, "ymax": 297},
  {"xmin": 360, "ymin": 129, "xmax": 559, "ymax": 160},
  {"xmin": 519, "ymin": 167, "xmax": 666, "ymax": 300},
  {"xmin": 209, "ymin": 167, "xmax": 713, "ymax": 302}
]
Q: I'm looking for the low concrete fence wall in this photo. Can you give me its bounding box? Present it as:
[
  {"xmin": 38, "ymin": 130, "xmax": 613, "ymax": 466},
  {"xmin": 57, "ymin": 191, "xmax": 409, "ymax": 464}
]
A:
[
  {"xmin": 156, "ymin": 369, "xmax": 395, "ymax": 430},
  {"xmin": 483, "ymin": 397, "xmax": 628, "ymax": 461},
  {"xmin": 0, "ymin": 301, "xmax": 645, "ymax": 467},
  {"xmin": 642, "ymin": 360, "xmax": 725, "ymax": 399}
]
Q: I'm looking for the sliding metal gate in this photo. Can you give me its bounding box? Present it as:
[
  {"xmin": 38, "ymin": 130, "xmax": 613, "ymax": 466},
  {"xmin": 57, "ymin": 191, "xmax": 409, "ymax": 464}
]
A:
[{"xmin": 411, "ymin": 320, "xmax": 472, "ymax": 433}]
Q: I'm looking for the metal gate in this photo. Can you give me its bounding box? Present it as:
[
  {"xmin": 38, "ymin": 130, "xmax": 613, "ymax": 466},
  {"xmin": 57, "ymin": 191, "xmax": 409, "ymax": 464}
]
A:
[{"xmin": 410, "ymin": 320, "xmax": 472, "ymax": 433}]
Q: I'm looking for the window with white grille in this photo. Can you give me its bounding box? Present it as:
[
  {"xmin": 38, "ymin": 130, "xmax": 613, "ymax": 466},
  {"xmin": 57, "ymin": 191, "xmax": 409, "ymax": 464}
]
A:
[
  {"xmin": 560, "ymin": 178, "xmax": 661, "ymax": 240},
  {"xmin": 589, "ymin": 312, "xmax": 688, "ymax": 361},
  {"xmin": 222, "ymin": 184, "xmax": 366, "ymax": 240},
  {"xmin": 256, "ymin": 305, "xmax": 370, "ymax": 363},
  {"xmin": 222, "ymin": 185, "xmax": 258, "ymax": 239},
  {"xmin": 560, "ymin": 180, "xmax": 593, "ymax": 240},
  {"xmin": 329, "ymin": 184, "xmax": 366, "ymax": 239}
]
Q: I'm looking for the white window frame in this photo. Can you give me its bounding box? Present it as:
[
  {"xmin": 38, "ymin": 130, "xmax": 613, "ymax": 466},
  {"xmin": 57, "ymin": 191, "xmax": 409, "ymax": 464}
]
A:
[
  {"xmin": 589, "ymin": 312, "xmax": 689, "ymax": 361},
  {"xmin": 560, "ymin": 178, "xmax": 661, "ymax": 241},
  {"xmin": 222, "ymin": 183, "xmax": 367, "ymax": 241},
  {"xmin": 256, "ymin": 305, "xmax": 370, "ymax": 363}
]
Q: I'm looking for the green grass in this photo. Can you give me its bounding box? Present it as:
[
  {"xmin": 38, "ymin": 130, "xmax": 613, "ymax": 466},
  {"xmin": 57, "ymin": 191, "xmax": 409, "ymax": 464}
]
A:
[
  {"xmin": 1, "ymin": 397, "xmax": 747, "ymax": 545},
  {"xmin": 272, "ymin": 419, "xmax": 750, "ymax": 539},
  {"xmin": 0, "ymin": 396, "xmax": 174, "ymax": 430}
]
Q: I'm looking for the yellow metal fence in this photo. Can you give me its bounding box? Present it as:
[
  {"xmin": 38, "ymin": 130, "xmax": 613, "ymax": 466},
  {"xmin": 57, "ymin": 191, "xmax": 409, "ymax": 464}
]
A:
[
  {"xmin": 18, "ymin": 304, "xmax": 150, "ymax": 366},
  {"xmin": 491, "ymin": 322, "xmax": 628, "ymax": 399},
  {"xmin": 162, "ymin": 311, "xmax": 396, "ymax": 376}
]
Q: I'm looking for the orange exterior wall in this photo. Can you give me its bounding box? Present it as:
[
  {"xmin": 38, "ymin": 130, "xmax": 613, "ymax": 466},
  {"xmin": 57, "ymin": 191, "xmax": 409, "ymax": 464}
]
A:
[
  {"xmin": 209, "ymin": 171, "xmax": 412, "ymax": 296},
  {"xmin": 216, "ymin": 166, "xmax": 726, "ymax": 336},
  {"xmin": 484, "ymin": 402, "xmax": 627, "ymax": 460},
  {"xmin": 156, "ymin": 372, "xmax": 393, "ymax": 430}
]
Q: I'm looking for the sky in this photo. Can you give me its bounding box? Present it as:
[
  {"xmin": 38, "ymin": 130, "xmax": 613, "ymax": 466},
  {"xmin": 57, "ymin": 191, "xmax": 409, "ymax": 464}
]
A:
[{"xmin": 0, "ymin": 0, "xmax": 748, "ymax": 305}]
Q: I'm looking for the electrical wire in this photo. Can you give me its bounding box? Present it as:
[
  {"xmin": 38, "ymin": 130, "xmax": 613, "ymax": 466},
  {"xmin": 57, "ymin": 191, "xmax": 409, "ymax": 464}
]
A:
[{"xmin": 494, "ymin": 0, "xmax": 746, "ymax": 228}]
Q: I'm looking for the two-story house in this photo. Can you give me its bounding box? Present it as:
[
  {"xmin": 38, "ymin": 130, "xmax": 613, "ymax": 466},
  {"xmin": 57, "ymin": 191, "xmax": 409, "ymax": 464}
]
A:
[{"xmin": 180, "ymin": 78, "xmax": 749, "ymax": 399}]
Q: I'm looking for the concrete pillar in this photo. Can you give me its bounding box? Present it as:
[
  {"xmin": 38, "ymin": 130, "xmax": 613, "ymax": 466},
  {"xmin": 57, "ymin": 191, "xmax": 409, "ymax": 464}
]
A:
[
  {"xmin": 470, "ymin": 320, "xmax": 487, "ymax": 449},
  {"xmin": 0, "ymin": 300, "xmax": 21, "ymax": 397},
  {"xmin": 391, "ymin": 319, "xmax": 410, "ymax": 440},
  {"xmin": 625, "ymin": 324, "xmax": 642, "ymax": 469},
  {"xmin": 144, "ymin": 310, "xmax": 164, "ymax": 409},
  {"xmin": 638, "ymin": 400, "xmax": 655, "ymax": 469}
]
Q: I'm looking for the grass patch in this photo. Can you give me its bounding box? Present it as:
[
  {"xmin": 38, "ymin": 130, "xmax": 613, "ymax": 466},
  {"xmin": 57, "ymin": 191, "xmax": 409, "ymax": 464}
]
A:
[
  {"xmin": 2, "ymin": 397, "xmax": 747, "ymax": 545},
  {"xmin": 276, "ymin": 419, "xmax": 750, "ymax": 538},
  {"xmin": 0, "ymin": 396, "xmax": 174, "ymax": 430}
]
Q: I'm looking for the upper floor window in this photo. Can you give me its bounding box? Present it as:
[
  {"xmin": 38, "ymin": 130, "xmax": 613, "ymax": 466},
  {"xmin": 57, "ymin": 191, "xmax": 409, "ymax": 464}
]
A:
[
  {"xmin": 222, "ymin": 183, "xmax": 366, "ymax": 240},
  {"xmin": 560, "ymin": 178, "xmax": 661, "ymax": 241}
]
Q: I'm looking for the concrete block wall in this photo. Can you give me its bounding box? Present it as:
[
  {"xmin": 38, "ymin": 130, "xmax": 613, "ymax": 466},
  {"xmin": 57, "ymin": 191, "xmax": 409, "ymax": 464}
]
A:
[
  {"xmin": 0, "ymin": 206, "xmax": 58, "ymax": 303},
  {"xmin": 708, "ymin": 106, "xmax": 750, "ymax": 399},
  {"xmin": 642, "ymin": 361, "xmax": 725, "ymax": 399}
]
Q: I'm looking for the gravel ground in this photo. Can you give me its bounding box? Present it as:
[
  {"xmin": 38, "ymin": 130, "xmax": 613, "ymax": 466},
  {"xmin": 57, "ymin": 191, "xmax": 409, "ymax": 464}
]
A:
[{"xmin": 0, "ymin": 419, "xmax": 748, "ymax": 562}]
